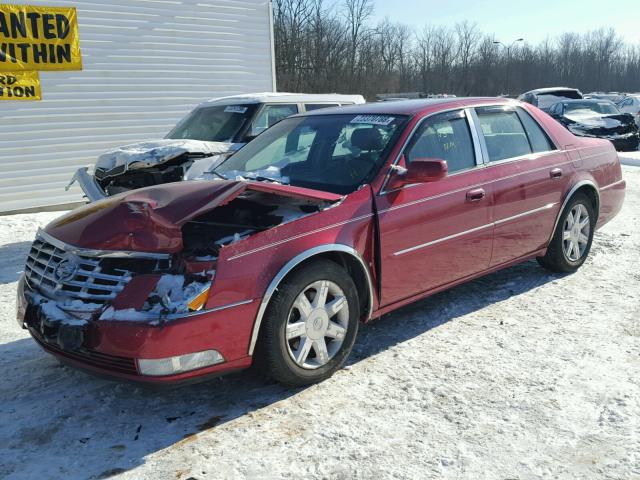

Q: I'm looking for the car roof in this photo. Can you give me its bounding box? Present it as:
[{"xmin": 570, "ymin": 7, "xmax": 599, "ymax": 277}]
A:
[
  {"xmin": 559, "ymin": 99, "xmax": 615, "ymax": 104},
  {"xmin": 524, "ymin": 87, "xmax": 582, "ymax": 95},
  {"xmin": 202, "ymin": 92, "xmax": 365, "ymax": 106},
  {"xmin": 300, "ymin": 97, "xmax": 510, "ymax": 117}
]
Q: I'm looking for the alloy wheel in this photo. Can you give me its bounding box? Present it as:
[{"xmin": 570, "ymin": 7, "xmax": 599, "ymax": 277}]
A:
[
  {"xmin": 562, "ymin": 203, "xmax": 590, "ymax": 262},
  {"xmin": 285, "ymin": 280, "xmax": 349, "ymax": 369}
]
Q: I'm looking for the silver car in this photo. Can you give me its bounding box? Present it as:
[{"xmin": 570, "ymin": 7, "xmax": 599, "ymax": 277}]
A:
[{"xmin": 617, "ymin": 95, "xmax": 640, "ymax": 128}]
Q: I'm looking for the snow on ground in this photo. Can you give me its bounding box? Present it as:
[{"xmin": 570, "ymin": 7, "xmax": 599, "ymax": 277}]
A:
[
  {"xmin": 1, "ymin": 168, "xmax": 639, "ymax": 480},
  {"xmin": 619, "ymin": 150, "xmax": 640, "ymax": 167}
]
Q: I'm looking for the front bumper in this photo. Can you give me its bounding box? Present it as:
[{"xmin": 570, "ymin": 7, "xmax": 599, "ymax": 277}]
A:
[
  {"xmin": 18, "ymin": 278, "xmax": 257, "ymax": 384},
  {"xmin": 610, "ymin": 134, "xmax": 640, "ymax": 152},
  {"xmin": 568, "ymin": 127, "xmax": 639, "ymax": 151},
  {"xmin": 66, "ymin": 167, "xmax": 107, "ymax": 202}
]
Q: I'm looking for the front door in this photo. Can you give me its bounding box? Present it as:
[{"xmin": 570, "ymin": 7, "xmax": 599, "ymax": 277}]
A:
[{"xmin": 375, "ymin": 109, "xmax": 493, "ymax": 307}]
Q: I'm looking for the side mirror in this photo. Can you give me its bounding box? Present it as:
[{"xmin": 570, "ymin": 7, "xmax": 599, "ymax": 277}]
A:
[{"xmin": 387, "ymin": 158, "xmax": 448, "ymax": 190}]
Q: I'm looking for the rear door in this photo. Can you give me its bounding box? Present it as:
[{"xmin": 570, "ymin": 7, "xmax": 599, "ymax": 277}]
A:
[
  {"xmin": 473, "ymin": 106, "xmax": 569, "ymax": 267},
  {"xmin": 375, "ymin": 109, "xmax": 493, "ymax": 306}
]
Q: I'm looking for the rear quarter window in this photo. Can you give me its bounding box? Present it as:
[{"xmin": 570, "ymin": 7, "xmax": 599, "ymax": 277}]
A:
[{"xmin": 517, "ymin": 108, "xmax": 556, "ymax": 153}]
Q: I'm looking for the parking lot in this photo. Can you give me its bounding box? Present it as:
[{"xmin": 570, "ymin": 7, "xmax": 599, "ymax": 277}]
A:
[{"xmin": 0, "ymin": 164, "xmax": 638, "ymax": 480}]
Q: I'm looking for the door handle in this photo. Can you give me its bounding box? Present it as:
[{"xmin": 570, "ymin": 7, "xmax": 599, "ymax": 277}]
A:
[
  {"xmin": 466, "ymin": 188, "xmax": 486, "ymax": 202},
  {"xmin": 550, "ymin": 168, "xmax": 563, "ymax": 179}
]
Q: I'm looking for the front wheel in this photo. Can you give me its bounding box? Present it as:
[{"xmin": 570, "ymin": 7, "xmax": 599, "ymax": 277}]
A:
[
  {"xmin": 537, "ymin": 192, "xmax": 595, "ymax": 273},
  {"xmin": 255, "ymin": 259, "xmax": 360, "ymax": 386}
]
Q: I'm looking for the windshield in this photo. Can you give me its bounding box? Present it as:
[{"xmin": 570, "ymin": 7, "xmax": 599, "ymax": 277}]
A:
[
  {"xmin": 564, "ymin": 101, "xmax": 620, "ymax": 115},
  {"xmin": 537, "ymin": 91, "xmax": 582, "ymax": 109},
  {"xmin": 166, "ymin": 104, "xmax": 258, "ymax": 142},
  {"xmin": 213, "ymin": 113, "xmax": 408, "ymax": 194}
]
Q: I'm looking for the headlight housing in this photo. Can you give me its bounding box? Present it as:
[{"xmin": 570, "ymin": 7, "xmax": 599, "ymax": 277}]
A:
[
  {"xmin": 101, "ymin": 271, "xmax": 214, "ymax": 321},
  {"xmin": 137, "ymin": 350, "xmax": 224, "ymax": 376},
  {"xmin": 144, "ymin": 273, "xmax": 213, "ymax": 314}
]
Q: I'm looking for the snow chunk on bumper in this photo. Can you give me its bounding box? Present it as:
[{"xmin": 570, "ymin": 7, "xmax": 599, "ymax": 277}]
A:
[{"xmin": 95, "ymin": 139, "xmax": 235, "ymax": 172}]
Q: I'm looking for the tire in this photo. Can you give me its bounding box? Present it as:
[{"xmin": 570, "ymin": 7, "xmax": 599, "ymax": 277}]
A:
[
  {"xmin": 537, "ymin": 192, "xmax": 596, "ymax": 273},
  {"xmin": 255, "ymin": 259, "xmax": 360, "ymax": 387}
]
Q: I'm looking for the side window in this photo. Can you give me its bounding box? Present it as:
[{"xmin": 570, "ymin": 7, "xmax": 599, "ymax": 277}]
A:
[
  {"xmin": 304, "ymin": 103, "xmax": 339, "ymax": 111},
  {"xmin": 250, "ymin": 104, "xmax": 298, "ymax": 137},
  {"xmin": 475, "ymin": 108, "xmax": 532, "ymax": 161},
  {"xmin": 517, "ymin": 108, "xmax": 556, "ymax": 153},
  {"xmin": 405, "ymin": 110, "xmax": 476, "ymax": 173}
]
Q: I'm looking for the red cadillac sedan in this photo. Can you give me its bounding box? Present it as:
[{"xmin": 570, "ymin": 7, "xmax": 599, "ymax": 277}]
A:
[{"xmin": 17, "ymin": 98, "xmax": 625, "ymax": 386}]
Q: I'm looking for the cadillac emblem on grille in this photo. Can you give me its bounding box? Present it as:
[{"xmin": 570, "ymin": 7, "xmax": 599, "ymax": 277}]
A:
[{"xmin": 53, "ymin": 257, "xmax": 78, "ymax": 282}]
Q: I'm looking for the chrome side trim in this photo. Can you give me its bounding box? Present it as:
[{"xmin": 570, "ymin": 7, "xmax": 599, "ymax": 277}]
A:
[
  {"xmin": 547, "ymin": 180, "xmax": 600, "ymax": 244},
  {"xmin": 393, "ymin": 203, "xmax": 558, "ymax": 256},
  {"xmin": 227, "ymin": 213, "xmax": 373, "ymax": 261},
  {"xmin": 163, "ymin": 299, "xmax": 255, "ymax": 320},
  {"xmin": 247, "ymin": 244, "xmax": 374, "ymax": 355},
  {"xmin": 37, "ymin": 228, "xmax": 171, "ymax": 260},
  {"xmin": 599, "ymin": 179, "xmax": 625, "ymax": 191},
  {"xmin": 479, "ymin": 149, "xmax": 559, "ymax": 168},
  {"xmin": 98, "ymin": 299, "xmax": 255, "ymax": 322},
  {"xmin": 468, "ymin": 106, "xmax": 490, "ymax": 164},
  {"xmin": 393, "ymin": 223, "xmax": 494, "ymax": 256},
  {"xmin": 465, "ymin": 108, "xmax": 489, "ymax": 165},
  {"xmin": 465, "ymin": 108, "xmax": 486, "ymax": 166},
  {"xmin": 494, "ymin": 203, "xmax": 557, "ymax": 225}
]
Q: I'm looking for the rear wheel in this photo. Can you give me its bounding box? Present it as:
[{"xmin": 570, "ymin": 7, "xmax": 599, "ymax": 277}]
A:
[
  {"xmin": 255, "ymin": 260, "xmax": 359, "ymax": 386},
  {"xmin": 537, "ymin": 193, "xmax": 595, "ymax": 273}
]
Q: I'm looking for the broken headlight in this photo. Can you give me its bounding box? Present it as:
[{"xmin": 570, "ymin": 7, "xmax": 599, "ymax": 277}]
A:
[{"xmin": 144, "ymin": 273, "xmax": 214, "ymax": 314}]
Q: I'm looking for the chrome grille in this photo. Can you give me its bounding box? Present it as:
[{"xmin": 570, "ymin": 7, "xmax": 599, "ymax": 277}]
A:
[{"xmin": 25, "ymin": 236, "xmax": 133, "ymax": 303}]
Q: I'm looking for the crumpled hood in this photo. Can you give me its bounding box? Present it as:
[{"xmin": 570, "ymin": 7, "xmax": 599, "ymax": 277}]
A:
[
  {"xmin": 564, "ymin": 113, "xmax": 629, "ymax": 129},
  {"xmin": 95, "ymin": 139, "xmax": 238, "ymax": 172},
  {"xmin": 45, "ymin": 180, "xmax": 342, "ymax": 253}
]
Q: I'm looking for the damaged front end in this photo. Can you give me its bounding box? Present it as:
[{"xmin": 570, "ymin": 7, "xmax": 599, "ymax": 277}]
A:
[
  {"xmin": 563, "ymin": 113, "xmax": 640, "ymax": 151},
  {"xmin": 68, "ymin": 139, "xmax": 240, "ymax": 201},
  {"xmin": 19, "ymin": 180, "xmax": 341, "ymax": 380}
]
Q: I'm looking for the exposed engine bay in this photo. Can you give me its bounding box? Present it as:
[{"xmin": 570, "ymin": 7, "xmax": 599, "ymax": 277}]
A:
[
  {"xmin": 23, "ymin": 183, "xmax": 338, "ymax": 332},
  {"xmin": 71, "ymin": 139, "xmax": 237, "ymax": 198},
  {"xmin": 95, "ymin": 151, "xmax": 212, "ymax": 196},
  {"xmin": 181, "ymin": 190, "xmax": 329, "ymax": 258}
]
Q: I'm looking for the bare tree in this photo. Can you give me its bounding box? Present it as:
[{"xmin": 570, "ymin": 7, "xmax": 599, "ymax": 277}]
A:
[
  {"xmin": 272, "ymin": 2, "xmax": 640, "ymax": 98},
  {"xmin": 344, "ymin": 0, "xmax": 374, "ymax": 89},
  {"xmin": 455, "ymin": 21, "xmax": 480, "ymax": 95}
]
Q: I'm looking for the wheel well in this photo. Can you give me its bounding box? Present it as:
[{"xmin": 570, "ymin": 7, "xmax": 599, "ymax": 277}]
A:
[
  {"xmin": 573, "ymin": 184, "xmax": 600, "ymax": 220},
  {"xmin": 285, "ymin": 251, "xmax": 372, "ymax": 321}
]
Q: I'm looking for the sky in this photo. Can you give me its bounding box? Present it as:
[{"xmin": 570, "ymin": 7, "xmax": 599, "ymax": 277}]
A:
[{"xmin": 371, "ymin": 0, "xmax": 640, "ymax": 45}]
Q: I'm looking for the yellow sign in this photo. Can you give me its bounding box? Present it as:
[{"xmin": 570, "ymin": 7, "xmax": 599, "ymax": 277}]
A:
[
  {"xmin": 0, "ymin": 70, "xmax": 40, "ymax": 100},
  {"xmin": 0, "ymin": 4, "xmax": 82, "ymax": 71}
]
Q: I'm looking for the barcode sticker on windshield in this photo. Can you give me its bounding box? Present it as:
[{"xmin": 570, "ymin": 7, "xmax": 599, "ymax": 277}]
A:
[
  {"xmin": 350, "ymin": 115, "xmax": 395, "ymax": 126},
  {"xmin": 224, "ymin": 106, "xmax": 248, "ymax": 114}
]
